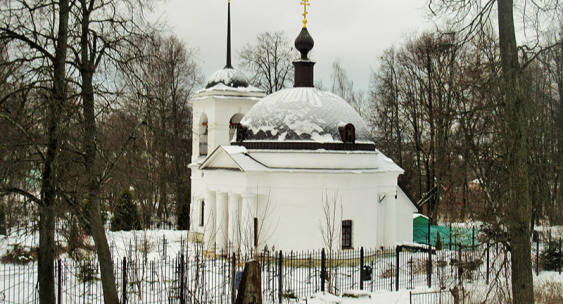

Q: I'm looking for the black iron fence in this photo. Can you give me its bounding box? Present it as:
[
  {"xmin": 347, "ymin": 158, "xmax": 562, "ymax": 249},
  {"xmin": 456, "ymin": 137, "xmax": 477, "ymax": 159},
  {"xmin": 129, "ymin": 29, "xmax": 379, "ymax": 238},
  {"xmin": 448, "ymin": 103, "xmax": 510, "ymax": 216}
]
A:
[
  {"xmin": 0, "ymin": 240, "xmax": 561, "ymax": 304},
  {"xmin": 409, "ymin": 290, "xmax": 454, "ymax": 304}
]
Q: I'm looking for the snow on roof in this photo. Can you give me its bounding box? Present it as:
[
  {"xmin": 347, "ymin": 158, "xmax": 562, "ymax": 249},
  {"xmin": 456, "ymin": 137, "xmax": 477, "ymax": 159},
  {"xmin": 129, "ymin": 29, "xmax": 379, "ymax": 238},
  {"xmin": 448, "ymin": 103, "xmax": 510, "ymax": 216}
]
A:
[
  {"xmin": 200, "ymin": 145, "xmax": 404, "ymax": 174},
  {"xmin": 375, "ymin": 149, "xmax": 403, "ymax": 173},
  {"xmin": 197, "ymin": 83, "xmax": 264, "ymax": 94},
  {"xmin": 240, "ymin": 87, "xmax": 374, "ymax": 144},
  {"xmin": 413, "ymin": 213, "xmax": 429, "ymax": 219},
  {"xmin": 205, "ymin": 68, "xmax": 250, "ymax": 89}
]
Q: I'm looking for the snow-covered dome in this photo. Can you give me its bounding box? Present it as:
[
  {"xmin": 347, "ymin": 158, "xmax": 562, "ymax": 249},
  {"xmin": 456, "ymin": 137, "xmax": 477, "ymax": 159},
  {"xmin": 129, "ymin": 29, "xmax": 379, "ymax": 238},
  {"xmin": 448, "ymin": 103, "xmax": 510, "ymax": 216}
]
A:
[
  {"xmin": 205, "ymin": 68, "xmax": 250, "ymax": 89},
  {"xmin": 236, "ymin": 87, "xmax": 375, "ymax": 151}
]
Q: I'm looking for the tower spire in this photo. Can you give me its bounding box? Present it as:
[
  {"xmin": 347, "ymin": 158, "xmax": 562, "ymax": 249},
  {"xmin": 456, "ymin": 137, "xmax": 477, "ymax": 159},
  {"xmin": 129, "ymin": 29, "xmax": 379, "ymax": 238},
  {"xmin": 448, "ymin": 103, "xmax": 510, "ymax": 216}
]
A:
[{"xmin": 225, "ymin": 0, "xmax": 232, "ymax": 69}]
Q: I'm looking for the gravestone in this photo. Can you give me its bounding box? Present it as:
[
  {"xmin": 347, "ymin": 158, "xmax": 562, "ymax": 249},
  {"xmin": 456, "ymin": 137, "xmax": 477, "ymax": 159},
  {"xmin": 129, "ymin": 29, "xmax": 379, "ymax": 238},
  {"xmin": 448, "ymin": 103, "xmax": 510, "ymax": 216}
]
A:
[{"xmin": 235, "ymin": 260, "xmax": 262, "ymax": 304}]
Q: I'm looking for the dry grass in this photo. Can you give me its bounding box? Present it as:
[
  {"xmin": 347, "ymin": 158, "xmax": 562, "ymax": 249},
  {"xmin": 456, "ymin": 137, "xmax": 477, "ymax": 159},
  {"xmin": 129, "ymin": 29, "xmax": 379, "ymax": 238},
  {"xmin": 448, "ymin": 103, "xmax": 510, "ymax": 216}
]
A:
[{"xmin": 535, "ymin": 280, "xmax": 563, "ymax": 304}]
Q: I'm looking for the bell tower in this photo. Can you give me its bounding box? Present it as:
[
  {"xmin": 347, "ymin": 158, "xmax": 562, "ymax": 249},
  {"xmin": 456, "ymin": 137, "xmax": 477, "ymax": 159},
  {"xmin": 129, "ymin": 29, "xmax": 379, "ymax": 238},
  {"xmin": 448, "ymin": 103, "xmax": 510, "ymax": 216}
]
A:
[{"xmin": 190, "ymin": 0, "xmax": 264, "ymax": 164}]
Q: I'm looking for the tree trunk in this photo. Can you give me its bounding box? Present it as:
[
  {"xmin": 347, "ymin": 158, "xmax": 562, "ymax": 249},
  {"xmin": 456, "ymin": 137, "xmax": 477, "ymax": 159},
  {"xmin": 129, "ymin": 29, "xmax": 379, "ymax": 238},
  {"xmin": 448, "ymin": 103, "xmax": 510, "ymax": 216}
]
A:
[
  {"xmin": 497, "ymin": 1, "xmax": 534, "ymax": 303},
  {"xmin": 557, "ymin": 36, "xmax": 563, "ymax": 225},
  {"xmin": 172, "ymin": 94, "xmax": 189, "ymax": 229},
  {"xmin": 39, "ymin": 0, "xmax": 69, "ymax": 302},
  {"xmin": 79, "ymin": 1, "xmax": 119, "ymax": 302}
]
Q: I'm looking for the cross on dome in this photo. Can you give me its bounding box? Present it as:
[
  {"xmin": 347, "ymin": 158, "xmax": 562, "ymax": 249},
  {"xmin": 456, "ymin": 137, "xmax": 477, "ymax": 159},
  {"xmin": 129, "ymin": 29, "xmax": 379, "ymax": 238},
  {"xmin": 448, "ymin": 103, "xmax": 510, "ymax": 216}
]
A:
[{"xmin": 300, "ymin": 0, "xmax": 310, "ymax": 28}]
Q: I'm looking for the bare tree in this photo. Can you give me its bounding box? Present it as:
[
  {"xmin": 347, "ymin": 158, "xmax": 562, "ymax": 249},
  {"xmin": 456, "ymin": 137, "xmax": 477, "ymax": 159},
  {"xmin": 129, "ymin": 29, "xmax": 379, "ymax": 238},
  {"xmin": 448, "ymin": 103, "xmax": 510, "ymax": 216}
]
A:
[
  {"xmin": 330, "ymin": 60, "xmax": 365, "ymax": 113},
  {"xmin": 319, "ymin": 191, "xmax": 342, "ymax": 294},
  {"xmin": 239, "ymin": 31, "xmax": 294, "ymax": 94},
  {"xmin": 0, "ymin": 0, "xmax": 70, "ymax": 302},
  {"xmin": 427, "ymin": 1, "xmax": 561, "ymax": 302}
]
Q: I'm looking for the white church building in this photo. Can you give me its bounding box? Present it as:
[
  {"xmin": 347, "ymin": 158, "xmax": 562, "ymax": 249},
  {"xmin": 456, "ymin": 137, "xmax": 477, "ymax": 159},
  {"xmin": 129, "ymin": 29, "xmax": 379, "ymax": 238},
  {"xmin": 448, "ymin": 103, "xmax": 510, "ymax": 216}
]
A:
[{"xmin": 189, "ymin": 2, "xmax": 417, "ymax": 253}]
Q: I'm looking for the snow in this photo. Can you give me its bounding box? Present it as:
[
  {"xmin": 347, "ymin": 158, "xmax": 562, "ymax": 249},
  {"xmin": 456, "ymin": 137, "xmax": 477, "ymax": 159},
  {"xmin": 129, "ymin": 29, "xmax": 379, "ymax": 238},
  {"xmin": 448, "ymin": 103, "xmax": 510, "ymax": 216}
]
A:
[
  {"xmin": 240, "ymin": 87, "xmax": 373, "ymax": 144},
  {"xmin": 205, "ymin": 68, "xmax": 250, "ymax": 89}
]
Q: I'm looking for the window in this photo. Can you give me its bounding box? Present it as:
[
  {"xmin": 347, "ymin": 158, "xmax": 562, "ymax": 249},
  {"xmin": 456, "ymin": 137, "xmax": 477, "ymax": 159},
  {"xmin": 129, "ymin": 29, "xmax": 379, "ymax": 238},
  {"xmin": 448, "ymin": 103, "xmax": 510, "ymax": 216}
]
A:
[
  {"xmin": 342, "ymin": 220, "xmax": 352, "ymax": 249},
  {"xmin": 200, "ymin": 201, "xmax": 205, "ymax": 227},
  {"xmin": 229, "ymin": 113, "xmax": 244, "ymax": 141},
  {"xmin": 253, "ymin": 218, "xmax": 259, "ymax": 247},
  {"xmin": 199, "ymin": 115, "xmax": 208, "ymax": 156},
  {"xmin": 339, "ymin": 123, "xmax": 356, "ymax": 143}
]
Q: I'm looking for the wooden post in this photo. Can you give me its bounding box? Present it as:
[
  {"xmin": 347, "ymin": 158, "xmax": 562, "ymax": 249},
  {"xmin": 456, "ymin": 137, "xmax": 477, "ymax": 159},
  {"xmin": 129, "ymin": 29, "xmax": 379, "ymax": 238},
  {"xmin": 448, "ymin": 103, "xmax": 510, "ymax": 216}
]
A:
[{"xmin": 235, "ymin": 261, "xmax": 262, "ymax": 304}]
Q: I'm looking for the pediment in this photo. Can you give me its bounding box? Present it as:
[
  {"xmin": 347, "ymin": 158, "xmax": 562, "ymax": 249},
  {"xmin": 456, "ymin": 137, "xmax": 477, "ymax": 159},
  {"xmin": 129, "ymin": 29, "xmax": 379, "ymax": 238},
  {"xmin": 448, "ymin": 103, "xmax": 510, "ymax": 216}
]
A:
[{"xmin": 200, "ymin": 146, "xmax": 243, "ymax": 171}]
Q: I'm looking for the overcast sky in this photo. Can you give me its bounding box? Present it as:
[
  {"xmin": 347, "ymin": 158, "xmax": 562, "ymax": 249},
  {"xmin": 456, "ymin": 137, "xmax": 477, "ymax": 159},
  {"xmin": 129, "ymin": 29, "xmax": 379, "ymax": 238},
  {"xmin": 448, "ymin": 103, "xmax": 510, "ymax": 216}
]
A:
[{"xmin": 154, "ymin": 1, "xmax": 436, "ymax": 91}]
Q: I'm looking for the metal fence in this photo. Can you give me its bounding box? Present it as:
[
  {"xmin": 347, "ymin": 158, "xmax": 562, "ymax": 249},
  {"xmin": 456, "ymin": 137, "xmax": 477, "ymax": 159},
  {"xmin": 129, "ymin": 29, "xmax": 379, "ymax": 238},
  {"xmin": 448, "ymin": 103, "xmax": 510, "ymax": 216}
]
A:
[
  {"xmin": 409, "ymin": 290, "xmax": 454, "ymax": 304},
  {"xmin": 0, "ymin": 241, "xmax": 561, "ymax": 304}
]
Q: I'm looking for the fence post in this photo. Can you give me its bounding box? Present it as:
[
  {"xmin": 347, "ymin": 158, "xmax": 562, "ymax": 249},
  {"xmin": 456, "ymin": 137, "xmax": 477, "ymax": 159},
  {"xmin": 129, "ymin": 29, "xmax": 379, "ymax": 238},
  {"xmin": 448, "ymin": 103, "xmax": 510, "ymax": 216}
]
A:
[
  {"xmin": 559, "ymin": 238, "xmax": 561, "ymax": 275},
  {"xmin": 122, "ymin": 257, "xmax": 127, "ymax": 304},
  {"xmin": 536, "ymin": 234, "xmax": 539, "ymax": 276},
  {"xmin": 180, "ymin": 254, "xmax": 185, "ymax": 304},
  {"xmin": 472, "ymin": 226, "xmax": 475, "ymax": 250},
  {"xmin": 395, "ymin": 246, "xmax": 400, "ymax": 291},
  {"xmin": 278, "ymin": 251, "xmax": 283, "ymax": 304},
  {"xmin": 321, "ymin": 249, "xmax": 326, "ymax": 293},
  {"xmin": 231, "ymin": 253, "xmax": 236, "ymax": 304},
  {"xmin": 57, "ymin": 259, "xmax": 62, "ymax": 304},
  {"xmin": 486, "ymin": 242, "xmax": 490, "ymax": 285},
  {"xmin": 449, "ymin": 225, "xmax": 452, "ymax": 251},
  {"xmin": 360, "ymin": 247, "xmax": 364, "ymax": 290},
  {"xmin": 427, "ymin": 233, "xmax": 432, "ymax": 288}
]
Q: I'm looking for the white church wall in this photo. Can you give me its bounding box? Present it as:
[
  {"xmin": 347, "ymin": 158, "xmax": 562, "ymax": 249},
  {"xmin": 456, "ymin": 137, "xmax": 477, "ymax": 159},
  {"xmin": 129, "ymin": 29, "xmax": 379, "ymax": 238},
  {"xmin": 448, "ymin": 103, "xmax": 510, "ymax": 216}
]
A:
[
  {"xmin": 242, "ymin": 170, "xmax": 401, "ymax": 251},
  {"xmin": 395, "ymin": 187, "xmax": 418, "ymax": 244}
]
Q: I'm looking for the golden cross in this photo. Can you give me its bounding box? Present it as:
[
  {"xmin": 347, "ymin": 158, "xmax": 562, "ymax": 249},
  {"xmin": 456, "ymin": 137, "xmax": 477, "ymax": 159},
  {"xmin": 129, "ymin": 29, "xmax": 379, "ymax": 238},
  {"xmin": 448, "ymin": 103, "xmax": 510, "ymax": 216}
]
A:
[{"xmin": 300, "ymin": 0, "xmax": 310, "ymax": 28}]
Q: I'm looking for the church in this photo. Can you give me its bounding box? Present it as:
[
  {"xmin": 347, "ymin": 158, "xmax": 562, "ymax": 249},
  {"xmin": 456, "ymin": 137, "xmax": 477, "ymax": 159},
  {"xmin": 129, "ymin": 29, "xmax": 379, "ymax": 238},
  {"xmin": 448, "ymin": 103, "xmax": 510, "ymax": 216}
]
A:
[{"xmin": 189, "ymin": 1, "xmax": 417, "ymax": 253}]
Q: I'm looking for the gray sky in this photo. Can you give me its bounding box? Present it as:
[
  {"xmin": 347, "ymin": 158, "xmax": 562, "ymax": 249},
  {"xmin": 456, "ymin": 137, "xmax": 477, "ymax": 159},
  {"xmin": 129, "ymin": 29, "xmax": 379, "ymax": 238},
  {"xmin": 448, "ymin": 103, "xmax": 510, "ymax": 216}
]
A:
[{"xmin": 155, "ymin": 0, "xmax": 435, "ymax": 91}]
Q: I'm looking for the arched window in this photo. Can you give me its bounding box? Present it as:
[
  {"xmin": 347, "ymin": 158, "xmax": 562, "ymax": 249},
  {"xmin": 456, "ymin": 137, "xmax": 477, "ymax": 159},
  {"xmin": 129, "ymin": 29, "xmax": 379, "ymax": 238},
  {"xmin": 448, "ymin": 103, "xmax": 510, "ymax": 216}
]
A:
[
  {"xmin": 199, "ymin": 114, "xmax": 208, "ymax": 156},
  {"xmin": 229, "ymin": 113, "xmax": 244, "ymax": 142},
  {"xmin": 339, "ymin": 123, "xmax": 356, "ymax": 144}
]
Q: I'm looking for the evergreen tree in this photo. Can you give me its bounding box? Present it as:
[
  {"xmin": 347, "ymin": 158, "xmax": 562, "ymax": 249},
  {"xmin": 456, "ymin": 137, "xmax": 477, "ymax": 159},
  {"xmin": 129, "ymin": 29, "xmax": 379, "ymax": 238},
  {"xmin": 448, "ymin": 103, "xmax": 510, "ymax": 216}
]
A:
[{"xmin": 110, "ymin": 191, "xmax": 141, "ymax": 231}]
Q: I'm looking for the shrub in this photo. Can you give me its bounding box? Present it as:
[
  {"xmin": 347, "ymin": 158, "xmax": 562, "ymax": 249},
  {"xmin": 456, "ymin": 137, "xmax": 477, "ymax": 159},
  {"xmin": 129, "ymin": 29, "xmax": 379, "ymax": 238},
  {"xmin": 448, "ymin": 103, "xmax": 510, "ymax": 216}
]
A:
[
  {"xmin": 1, "ymin": 244, "xmax": 37, "ymax": 264},
  {"xmin": 110, "ymin": 191, "xmax": 141, "ymax": 231},
  {"xmin": 540, "ymin": 240, "xmax": 561, "ymax": 271}
]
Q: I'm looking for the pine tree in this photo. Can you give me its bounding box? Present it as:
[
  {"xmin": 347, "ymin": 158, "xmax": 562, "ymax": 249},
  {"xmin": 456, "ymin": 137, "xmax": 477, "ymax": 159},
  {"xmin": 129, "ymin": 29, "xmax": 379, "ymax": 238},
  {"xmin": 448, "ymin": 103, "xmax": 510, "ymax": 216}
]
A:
[{"xmin": 110, "ymin": 191, "xmax": 141, "ymax": 231}]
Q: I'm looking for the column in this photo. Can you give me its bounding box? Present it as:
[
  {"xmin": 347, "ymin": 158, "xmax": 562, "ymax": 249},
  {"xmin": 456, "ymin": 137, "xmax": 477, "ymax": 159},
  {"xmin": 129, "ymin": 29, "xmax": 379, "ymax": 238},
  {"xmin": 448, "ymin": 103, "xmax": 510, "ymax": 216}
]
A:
[
  {"xmin": 215, "ymin": 192, "xmax": 229, "ymax": 253},
  {"xmin": 204, "ymin": 191, "xmax": 216, "ymax": 252},
  {"xmin": 241, "ymin": 193, "xmax": 256, "ymax": 253},
  {"xmin": 228, "ymin": 193, "xmax": 242, "ymax": 252}
]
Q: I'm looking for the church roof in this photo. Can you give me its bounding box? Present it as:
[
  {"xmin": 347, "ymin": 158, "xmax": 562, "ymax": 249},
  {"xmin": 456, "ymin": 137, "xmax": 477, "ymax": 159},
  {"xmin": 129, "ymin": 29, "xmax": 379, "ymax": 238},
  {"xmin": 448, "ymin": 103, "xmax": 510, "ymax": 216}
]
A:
[
  {"xmin": 199, "ymin": 145, "xmax": 403, "ymax": 173},
  {"xmin": 237, "ymin": 87, "xmax": 374, "ymax": 146}
]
